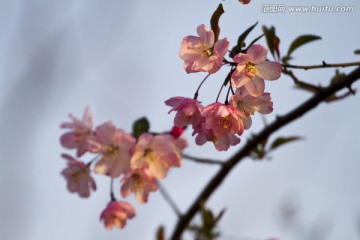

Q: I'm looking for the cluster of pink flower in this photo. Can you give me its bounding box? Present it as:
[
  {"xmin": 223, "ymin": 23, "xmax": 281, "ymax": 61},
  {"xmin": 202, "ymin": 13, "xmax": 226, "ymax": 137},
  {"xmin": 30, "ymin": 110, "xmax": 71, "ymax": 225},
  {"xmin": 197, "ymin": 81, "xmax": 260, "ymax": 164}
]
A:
[
  {"xmin": 59, "ymin": 107, "xmax": 187, "ymax": 229},
  {"xmin": 166, "ymin": 24, "xmax": 281, "ymax": 151}
]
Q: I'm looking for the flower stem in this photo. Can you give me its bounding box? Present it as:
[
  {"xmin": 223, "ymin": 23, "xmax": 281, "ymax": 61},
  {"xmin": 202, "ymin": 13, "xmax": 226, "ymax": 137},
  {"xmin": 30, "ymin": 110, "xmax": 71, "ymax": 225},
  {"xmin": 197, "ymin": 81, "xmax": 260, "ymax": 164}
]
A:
[
  {"xmin": 194, "ymin": 73, "xmax": 211, "ymax": 100},
  {"xmin": 110, "ymin": 178, "xmax": 116, "ymax": 202},
  {"xmin": 158, "ymin": 183, "xmax": 182, "ymax": 217}
]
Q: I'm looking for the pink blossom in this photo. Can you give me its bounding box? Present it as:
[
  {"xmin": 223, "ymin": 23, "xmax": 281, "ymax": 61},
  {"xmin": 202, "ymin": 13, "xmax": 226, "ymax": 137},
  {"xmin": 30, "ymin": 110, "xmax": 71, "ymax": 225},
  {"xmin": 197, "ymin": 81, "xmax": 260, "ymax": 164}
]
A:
[
  {"xmin": 230, "ymin": 87, "xmax": 273, "ymax": 129},
  {"xmin": 165, "ymin": 97, "xmax": 203, "ymax": 128},
  {"xmin": 61, "ymin": 154, "xmax": 96, "ymax": 198},
  {"xmin": 193, "ymin": 119, "xmax": 241, "ymax": 151},
  {"xmin": 60, "ymin": 107, "xmax": 93, "ymax": 157},
  {"xmin": 180, "ymin": 24, "xmax": 229, "ymax": 74},
  {"xmin": 231, "ymin": 44, "xmax": 282, "ymax": 97},
  {"xmin": 100, "ymin": 201, "xmax": 135, "ymax": 230},
  {"xmin": 131, "ymin": 133, "xmax": 187, "ymax": 179},
  {"xmin": 201, "ymin": 102, "xmax": 246, "ymax": 138},
  {"xmin": 87, "ymin": 122, "xmax": 136, "ymax": 178},
  {"xmin": 121, "ymin": 167, "xmax": 158, "ymax": 204}
]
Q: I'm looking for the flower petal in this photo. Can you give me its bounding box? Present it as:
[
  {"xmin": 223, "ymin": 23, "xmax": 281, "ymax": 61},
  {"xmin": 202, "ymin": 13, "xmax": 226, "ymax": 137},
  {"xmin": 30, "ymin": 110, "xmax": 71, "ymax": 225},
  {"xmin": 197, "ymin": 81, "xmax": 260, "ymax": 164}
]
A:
[
  {"xmin": 196, "ymin": 24, "xmax": 214, "ymax": 47},
  {"xmin": 257, "ymin": 61, "xmax": 282, "ymax": 80},
  {"xmin": 244, "ymin": 77, "xmax": 265, "ymax": 97},
  {"xmin": 247, "ymin": 44, "xmax": 267, "ymax": 64}
]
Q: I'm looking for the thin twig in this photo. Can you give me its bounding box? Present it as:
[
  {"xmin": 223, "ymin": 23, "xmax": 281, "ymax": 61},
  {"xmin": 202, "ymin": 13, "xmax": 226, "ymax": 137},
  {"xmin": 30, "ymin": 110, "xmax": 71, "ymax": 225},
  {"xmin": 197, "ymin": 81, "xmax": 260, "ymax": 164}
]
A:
[
  {"xmin": 283, "ymin": 61, "xmax": 360, "ymax": 70},
  {"xmin": 110, "ymin": 178, "xmax": 116, "ymax": 202},
  {"xmin": 158, "ymin": 183, "xmax": 182, "ymax": 217},
  {"xmin": 282, "ymin": 68, "xmax": 321, "ymax": 93},
  {"xmin": 283, "ymin": 68, "xmax": 356, "ymax": 102},
  {"xmin": 194, "ymin": 73, "xmax": 211, "ymax": 100},
  {"xmin": 170, "ymin": 67, "xmax": 360, "ymax": 240},
  {"xmin": 182, "ymin": 153, "xmax": 224, "ymax": 165}
]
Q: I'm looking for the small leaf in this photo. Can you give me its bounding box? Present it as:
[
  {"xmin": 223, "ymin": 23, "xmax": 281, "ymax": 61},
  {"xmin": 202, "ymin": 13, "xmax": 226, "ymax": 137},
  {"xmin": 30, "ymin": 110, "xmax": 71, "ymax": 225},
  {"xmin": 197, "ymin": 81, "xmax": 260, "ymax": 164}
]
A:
[
  {"xmin": 210, "ymin": 4, "xmax": 224, "ymax": 43},
  {"xmin": 202, "ymin": 209, "xmax": 215, "ymax": 228},
  {"xmin": 354, "ymin": 49, "xmax": 360, "ymax": 55},
  {"xmin": 229, "ymin": 22, "xmax": 258, "ymax": 58},
  {"xmin": 274, "ymin": 35, "xmax": 281, "ymax": 60},
  {"xmin": 214, "ymin": 208, "xmax": 226, "ymax": 223},
  {"xmin": 156, "ymin": 226, "xmax": 165, "ymax": 240},
  {"xmin": 287, "ymin": 35, "xmax": 321, "ymax": 57},
  {"xmin": 270, "ymin": 136, "xmax": 302, "ymax": 150},
  {"xmin": 330, "ymin": 69, "xmax": 347, "ymax": 86},
  {"xmin": 262, "ymin": 26, "xmax": 276, "ymax": 58},
  {"xmin": 132, "ymin": 117, "xmax": 150, "ymax": 139}
]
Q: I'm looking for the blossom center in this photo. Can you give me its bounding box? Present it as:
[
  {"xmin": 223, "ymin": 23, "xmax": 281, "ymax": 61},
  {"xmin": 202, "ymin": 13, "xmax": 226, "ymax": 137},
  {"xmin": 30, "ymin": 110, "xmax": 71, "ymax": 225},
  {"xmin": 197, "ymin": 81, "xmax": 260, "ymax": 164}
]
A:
[
  {"xmin": 105, "ymin": 145, "xmax": 119, "ymax": 157},
  {"xmin": 236, "ymin": 102, "xmax": 253, "ymax": 116},
  {"xmin": 219, "ymin": 116, "xmax": 231, "ymax": 129},
  {"xmin": 144, "ymin": 148, "xmax": 157, "ymax": 163},
  {"xmin": 133, "ymin": 174, "xmax": 143, "ymax": 190},
  {"xmin": 70, "ymin": 168, "xmax": 85, "ymax": 182},
  {"xmin": 74, "ymin": 129, "xmax": 90, "ymax": 141},
  {"xmin": 244, "ymin": 62, "xmax": 258, "ymax": 78},
  {"xmin": 197, "ymin": 44, "xmax": 213, "ymax": 57}
]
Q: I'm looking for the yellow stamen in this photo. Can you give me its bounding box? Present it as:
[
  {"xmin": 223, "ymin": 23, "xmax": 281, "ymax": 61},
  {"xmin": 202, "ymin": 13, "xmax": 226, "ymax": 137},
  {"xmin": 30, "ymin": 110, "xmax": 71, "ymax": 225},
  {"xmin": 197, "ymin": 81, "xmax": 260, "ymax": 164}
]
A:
[
  {"xmin": 197, "ymin": 44, "xmax": 213, "ymax": 57},
  {"xmin": 244, "ymin": 62, "xmax": 258, "ymax": 77},
  {"xmin": 106, "ymin": 145, "xmax": 119, "ymax": 157},
  {"xmin": 133, "ymin": 174, "xmax": 143, "ymax": 190},
  {"xmin": 144, "ymin": 148, "xmax": 156, "ymax": 163},
  {"xmin": 219, "ymin": 116, "xmax": 231, "ymax": 129}
]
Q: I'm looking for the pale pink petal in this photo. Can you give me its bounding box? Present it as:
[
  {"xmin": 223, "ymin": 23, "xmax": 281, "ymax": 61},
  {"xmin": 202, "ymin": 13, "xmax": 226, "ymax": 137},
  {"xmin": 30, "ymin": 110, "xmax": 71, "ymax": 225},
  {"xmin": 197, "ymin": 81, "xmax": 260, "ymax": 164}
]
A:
[
  {"xmin": 233, "ymin": 53, "xmax": 253, "ymax": 65},
  {"xmin": 214, "ymin": 38, "xmax": 229, "ymax": 56},
  {"xmin": 196, "ymin": 24, "xmax": 214, "ymax": 47},
  {"xmin": 179, "ymin": 36, "xmax": 203, "ymax": 60},
  {"xmin": 231, "ymin": 73, "xmax": 251, "ymax": 88},
  {"xmin": 247, "ymin": 44, "xmax": 267, "ymax": 64},
  {"xmin": 214, "ymin": 137, "xmax": 230, "ymax": 151},
  {"xmin": 244, "ymin": 116, "xmax": 252, "ymax": 129},
  {"xmin": 257, "ymin": 61, "xmax": 282, "ymax": 80},
  {"xmin": 244, "ymin": 77, "xmax": 265, "ymax": 97},
  {"xmin": 165, "ymin": 97, "xmax": 184, "ymax": 110},
  {"xmin": 174, "ymin": 112, "xmax": 189, "ymax": 127},
  {"xmin": 60, "ymin": 132, "xmax": 77, "ymax": 149}
]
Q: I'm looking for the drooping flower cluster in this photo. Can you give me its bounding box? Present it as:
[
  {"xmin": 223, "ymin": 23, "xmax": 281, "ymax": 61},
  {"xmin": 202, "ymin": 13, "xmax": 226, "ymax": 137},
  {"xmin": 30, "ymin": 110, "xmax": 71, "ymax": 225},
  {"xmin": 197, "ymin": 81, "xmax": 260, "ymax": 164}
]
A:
[
  {"xmin": 60, "ymin": 108, "xmax": 187, "ymax": 229},
  {"xmin": 167, "ymin": 24, "xmax": 281, "ymax": 151}
]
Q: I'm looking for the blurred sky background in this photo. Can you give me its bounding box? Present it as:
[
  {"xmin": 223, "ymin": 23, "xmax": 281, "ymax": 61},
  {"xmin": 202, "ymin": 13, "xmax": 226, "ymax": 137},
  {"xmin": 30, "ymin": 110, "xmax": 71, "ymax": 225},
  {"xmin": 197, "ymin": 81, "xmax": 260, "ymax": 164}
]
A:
[{"xmin": 0, "ymin": 0, "xmax": 360, "ymax": 240}]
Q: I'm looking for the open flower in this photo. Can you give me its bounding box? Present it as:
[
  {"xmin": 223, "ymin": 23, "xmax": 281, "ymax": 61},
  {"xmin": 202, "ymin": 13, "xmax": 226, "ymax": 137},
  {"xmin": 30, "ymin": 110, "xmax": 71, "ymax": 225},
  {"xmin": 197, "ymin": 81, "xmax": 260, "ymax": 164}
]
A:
[
  {"xmin": 193, "ymin": 118, "xmax": 241, "ymax": 151},
  {"xmin": 180, "ymin": 24, "xmax": 229, "ymax": 74},
  {"xmin": 121, "ymin": 167, "xmax": 158, "ymax": 204},
  {"xmin": 231, "ymin": 44, "xmax": 282, "ymax": 97},
  {"xmin": 165, "ymin": 97, "xmax": 203, "ymax": 128},
  {"xmin": 131, "ymin": 133, "xmax": 187, "ymax": 179},
  {"xmin": 100, "ymin": 201, "xmax": 135, "ymax": 230},
  {"xmin": 201, "ymin": 102, "xmax": 246, "ymax": 138},
  {"xmin": 60, "ymin": 107, "xmax": 93, "ymax": 157},
  {"xmin": 87, "ymin": 122, "xmax": 136, "ymax": 178},
  {"xmin": 61, "ymin": 154, "xmax": 96, "ymax": 198},
  {"xmin": 230, "ymin": 87, "xmax": 273, "ymax": 129}
]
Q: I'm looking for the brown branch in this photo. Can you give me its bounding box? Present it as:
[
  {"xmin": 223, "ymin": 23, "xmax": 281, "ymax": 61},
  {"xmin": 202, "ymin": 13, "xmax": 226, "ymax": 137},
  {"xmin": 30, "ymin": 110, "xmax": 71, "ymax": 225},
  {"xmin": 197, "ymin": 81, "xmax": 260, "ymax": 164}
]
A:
[
  {"xmin": 283, "ymin": 61, "xmax": 360, "ymax": 70},
  {"xmin": 170, "ymin": 66, "xmax": 360, "ymax": 240}
]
